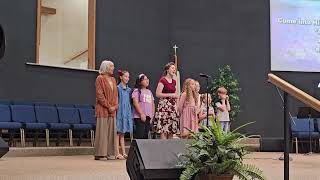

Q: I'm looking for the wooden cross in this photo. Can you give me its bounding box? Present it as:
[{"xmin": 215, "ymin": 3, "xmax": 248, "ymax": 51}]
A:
[
  {"xmin": 173, "ymin": 44, "xmax": 178, "ymax": 55},
  {"xmin": 172, "ymin": 44, "xmax": 181, "ymax": 94},
  {"xmin": 172, "ymin": 44, "xmax": 178, "ymax": 71}
]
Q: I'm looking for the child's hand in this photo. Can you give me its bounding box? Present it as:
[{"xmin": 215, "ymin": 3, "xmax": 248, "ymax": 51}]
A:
[{"xmin": 226, "ymin": 95, "xmax": 229, "ymax": 100}]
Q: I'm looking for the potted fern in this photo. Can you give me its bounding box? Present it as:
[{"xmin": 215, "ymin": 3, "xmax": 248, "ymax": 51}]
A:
[{"xmin": 177, "ymin": 118, "xmax": 266, "ymax": 180}]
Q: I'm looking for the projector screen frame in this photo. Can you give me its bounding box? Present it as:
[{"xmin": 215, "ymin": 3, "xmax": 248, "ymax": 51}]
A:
[{"xmin": 269, "ymin": 0, "xmax": 320, "ymax": 73}]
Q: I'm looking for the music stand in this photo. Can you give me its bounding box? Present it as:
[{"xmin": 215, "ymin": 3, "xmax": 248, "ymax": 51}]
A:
[{"xmin": 297, "ymin": 107, "xmax": 313, "ymax": 155}]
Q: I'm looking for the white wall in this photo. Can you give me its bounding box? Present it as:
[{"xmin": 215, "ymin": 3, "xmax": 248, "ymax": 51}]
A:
[{"xmin": 39, "ymin": 0, "xmax": 88, "ymax": 69}]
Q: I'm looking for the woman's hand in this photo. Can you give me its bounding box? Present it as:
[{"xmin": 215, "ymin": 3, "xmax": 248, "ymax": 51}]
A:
[
  {"xmin": 140, "ymin": 114, "xmax": 147, "ymax": 122},
  {"xmin": 108, "ymin": 106, "xmax": 116, "ymax": 113},
  {"xmin": 171, "ymin": 93, "xmax": 180, "ymax": 99}
]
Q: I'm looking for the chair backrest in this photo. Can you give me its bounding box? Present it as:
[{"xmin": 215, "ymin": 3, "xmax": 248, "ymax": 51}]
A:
[
  {"xmin": 34, "ymin": 102, "xmax": 54, "ymax": 106},
  {"xmin": 11, "ymin": 105, "xmax": 36, "ymax": 123},
  {"xmin": 13, "ymin": 102, "xmax": 34, "ymax": 106},
  {"xmin": 57, "ymin": 107, "xmax": 80, "ymax": 124},
  {"xmin": 0, "ymin": 100, "xmax": 11, "ymax": 105},
  {"xmin": 316, "ymin": 119, "xmax": 320, "ymax": 132},
  {"xmin": 75, "ymin": 104, "xmax": 94, "ymax": 109},
  {"xmin": 78, "ymin": 108, "xmax": 96, "ymax": 124},
  {"xmin": 0, "ymin": 104, "xmax": 11, "ymax": 122},
  {"xmin": 291, "ymin": 118, "xmax": 314, "ymax": 132},
  {"xmin": 35, "ymin": 105, "xmax": 59, "ymax": 123},
  {"xmin": 56, "ymin": 104, "xmax": 75, "ymax": 108}
]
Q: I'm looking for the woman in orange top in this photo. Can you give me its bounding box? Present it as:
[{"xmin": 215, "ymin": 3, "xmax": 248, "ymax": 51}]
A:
[{"xmin": 94, "ymin": 60, "xmax": 119, "ymax": 160}]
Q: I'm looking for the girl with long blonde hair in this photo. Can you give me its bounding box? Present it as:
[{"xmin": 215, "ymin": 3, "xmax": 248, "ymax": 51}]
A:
[{"xmin": 178, "ymin": 78, "xmax": 199, "ymax": 138}]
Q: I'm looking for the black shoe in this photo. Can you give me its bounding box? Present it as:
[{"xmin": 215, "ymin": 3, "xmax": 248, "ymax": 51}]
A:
[{"xmin": 94, "ymin": 156, "xmax": 102, "ymax": 160}]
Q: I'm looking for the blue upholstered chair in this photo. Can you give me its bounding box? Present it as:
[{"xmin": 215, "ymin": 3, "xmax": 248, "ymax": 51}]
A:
[
  {"xmin": 0, "ymin": 100, "xmax": 11, "ymax": 105},
  {"xmin": 34, "ymin": 102, "xmax": 54, "ymax": 107},
  {"xmin": 57, "ymin": 107, "xmax": 87, "ymax": 146},
  {"xmin": 56, "ymin": 104, "xmax": 75, "ymax": 108},
  {"xmin": 78, "ymin": 108, "xmax": 96, "ymax": 146},
  {"xmin": 75, "ymin": 104, "xmax": 94, "ymax": 109},
  {"xmin": 0, "ymin": 104, "xmax": 23, "ymax": 146},
  {"xmin": 291, "ymin": 117, "xmax": 320, "ymax": 154},
  {"xmin": 10, "ymin": 104, "xmax": 48, "ymax": 147},
  {"xmin": 35, "ymin": 105, "xmax": 71, "ymax": 146},
  {"xmin": 12, "ymin": 102, "xmax": 34, "ymax": 106}
]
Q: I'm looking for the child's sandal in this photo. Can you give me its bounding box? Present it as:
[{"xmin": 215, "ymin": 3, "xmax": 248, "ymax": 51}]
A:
[
  {"xmin": 123, "ymin": 154, "xmax": 128, "ymax": 159},
  {"xmin": 116, "ymin": 154, "xmax": 125, "ymax": 160}
]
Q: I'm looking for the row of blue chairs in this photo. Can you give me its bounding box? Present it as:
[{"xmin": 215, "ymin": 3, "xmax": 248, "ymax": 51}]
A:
[
  {"xmin": 0, "ymin": 101, "xmax": 96, "ymax": 147},
  {"xmin": 291, "ymin": 117, "xmax": 320, "ymax": 153}
]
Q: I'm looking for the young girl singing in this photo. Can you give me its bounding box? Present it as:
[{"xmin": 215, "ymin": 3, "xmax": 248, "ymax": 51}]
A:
[
  {"xmin": 199, "ymin": 93, "xmax": 215, "ymax": 127},
  {"xmin": 178, "ymin": 78, "xmax": 199, "ymax": 139},
  {"xmin": 116, "ymin": 70, "xmax": 132, "ymax": 159},
  {"xmin": 132, "ymin": 74, "xmax": 155, "ymax": 139}
]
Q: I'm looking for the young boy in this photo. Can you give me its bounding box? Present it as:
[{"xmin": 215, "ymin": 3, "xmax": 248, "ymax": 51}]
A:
[{"xmin": 215, "ymin": 87, "xmax": 231, "ymax": 132}]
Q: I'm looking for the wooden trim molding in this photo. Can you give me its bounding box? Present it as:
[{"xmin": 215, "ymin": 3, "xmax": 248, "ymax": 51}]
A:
[
  {"xmin": 26, "ymin": 62, "xmax": 99, "ymax": 73},
  {"xmin": 41, "ymin": 6, "xmax": 56, "ymax": 15},
  {"xmin": 64, "ymin": 49, "xmax": 88, "ymax": 64},
  {"xmin": 36, "ymin": 0, "xmax": 41, "ymax": 64},
  {"xmin": 88, "ymin": 0, "xmax": 96, "ymax": 69},
  {"xmin": 36, "ymin": 0, "xmax": 96, "ymax": 70}
]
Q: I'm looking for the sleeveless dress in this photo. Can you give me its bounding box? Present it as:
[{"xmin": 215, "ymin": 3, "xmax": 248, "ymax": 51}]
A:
[
  {"xmin": 116, "ymin": 84, "xmax": 133, "ymax": 133},
  {"xmin": 153, "ymin": 77, "xmax": 179, "ymax": 134},
  {"xmin": 178, "ymin": 94, "xmax": 199, "ymax": 136}
]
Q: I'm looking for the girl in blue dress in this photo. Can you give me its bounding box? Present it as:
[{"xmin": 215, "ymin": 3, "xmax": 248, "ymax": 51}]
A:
[{"xmin": 116, "ymin": 70, "xmax": 133, "ymax": 159}]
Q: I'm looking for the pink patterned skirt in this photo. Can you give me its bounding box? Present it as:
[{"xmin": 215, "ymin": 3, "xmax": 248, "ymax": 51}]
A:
[{"xmin": 153, "ymin": 98, "xmax": 179, "ymax": 134}]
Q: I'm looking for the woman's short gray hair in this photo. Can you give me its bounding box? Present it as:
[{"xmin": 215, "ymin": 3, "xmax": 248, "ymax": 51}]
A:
[{"xmin": 99, "ymin": 60, "xmax": 114, "ymax": 74}]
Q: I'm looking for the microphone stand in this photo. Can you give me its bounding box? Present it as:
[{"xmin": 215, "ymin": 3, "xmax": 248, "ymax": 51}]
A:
[
  {"xmin": 199, "ymin": 74, "xmax": 211, "ymax": 127},
  {"xmin": 206, "ymin": 77, "xmax": 210, "ymax": 126}
]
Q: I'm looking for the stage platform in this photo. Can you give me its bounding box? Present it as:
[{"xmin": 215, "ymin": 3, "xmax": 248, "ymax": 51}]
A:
[
  {"xmin": 0, "ymin": 152, "xmax": 320, "ymax": 180},
  {"xmin": 3, "ymin": 137, "xmax": 260, "ymax": 157}
]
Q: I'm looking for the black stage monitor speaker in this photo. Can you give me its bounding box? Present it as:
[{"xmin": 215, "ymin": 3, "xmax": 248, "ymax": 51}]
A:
[
  {"xmin": 0, "ymin": 25, "xmax": 5, "ymax": 60},
  {"xmin": 126, "ymin": 139, "xmax": 190, "ymax": 180},
  {"xmin": 0, "ymin": 137, "xmax": 9, "ymax": 158}
]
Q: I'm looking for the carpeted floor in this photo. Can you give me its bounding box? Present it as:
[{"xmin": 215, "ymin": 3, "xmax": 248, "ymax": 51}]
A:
[{"xmin": 0, "ymin": 152, "xmax": 320, "ymax": 180}]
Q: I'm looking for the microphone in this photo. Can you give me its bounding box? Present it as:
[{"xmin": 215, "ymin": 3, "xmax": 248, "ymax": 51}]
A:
[{"xmin": 199, "ymin": 73, "xmax": 211, "ymax": 78}]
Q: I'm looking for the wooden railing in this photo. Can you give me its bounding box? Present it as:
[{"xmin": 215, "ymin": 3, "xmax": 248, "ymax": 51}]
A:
[
  {"xmin": 267, "ymin": 73, "xmax": 320, "ymax": 180},
  {"xmin": 64, "ymin": 49, "xmax": 88, "ymax": 64},
  {"xmin": 268, "ymin": 73, "xmax": 320, "ymax": 112}
]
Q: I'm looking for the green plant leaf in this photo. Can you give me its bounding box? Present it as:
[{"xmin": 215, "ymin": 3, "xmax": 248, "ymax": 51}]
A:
[
  {"xmin": 231, "ymin": 121, "xmax": 255, "ymax": 133},
  {"xmin": 241, "ymin": 164, "xmax": 267, "ymax": 180},
  {"xmin": 180, "ymin": 164, "xmax": 201, "ymax": 180}
]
